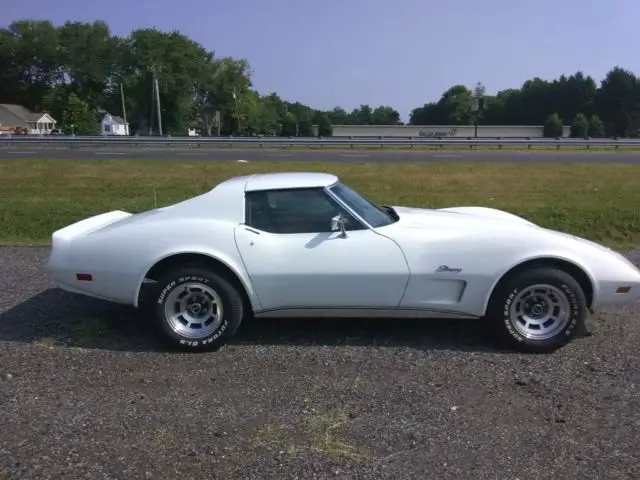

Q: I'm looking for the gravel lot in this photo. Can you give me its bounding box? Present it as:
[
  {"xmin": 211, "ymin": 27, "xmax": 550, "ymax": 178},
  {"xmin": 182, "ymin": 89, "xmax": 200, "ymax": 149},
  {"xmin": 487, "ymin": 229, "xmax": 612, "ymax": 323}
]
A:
[{"xmin": 1, "ymin": 247, "xmax": 640, "ymax": 480}]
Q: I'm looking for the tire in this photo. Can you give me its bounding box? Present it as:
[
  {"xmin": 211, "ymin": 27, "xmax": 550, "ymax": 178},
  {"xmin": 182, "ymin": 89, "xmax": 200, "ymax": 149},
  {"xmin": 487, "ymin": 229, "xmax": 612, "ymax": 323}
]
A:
[
  {"xmin": 148, "ymin": 265, "xmax": 244, "ymax": 351},
  {"xmin": 486, "ymin": 267, "xmax": 586, "ymax": 353}
]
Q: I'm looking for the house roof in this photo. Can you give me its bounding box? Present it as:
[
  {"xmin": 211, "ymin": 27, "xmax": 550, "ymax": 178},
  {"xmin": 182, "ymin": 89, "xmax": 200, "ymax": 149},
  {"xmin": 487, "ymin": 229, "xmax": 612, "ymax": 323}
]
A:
[
  {"xmin": 104, "ymin": 113, "xmax": 127, "ymax": 124},
  {"xmin": 0, "ymin": 104, "xmax": 43, "ymax": 122},
  {"xmin": 0, "ymin": 104, "xmax": 28, "ymax": 127},
  {"xmin": 0, "ymin": 104, "xmax": 56, "ymax": 126}
]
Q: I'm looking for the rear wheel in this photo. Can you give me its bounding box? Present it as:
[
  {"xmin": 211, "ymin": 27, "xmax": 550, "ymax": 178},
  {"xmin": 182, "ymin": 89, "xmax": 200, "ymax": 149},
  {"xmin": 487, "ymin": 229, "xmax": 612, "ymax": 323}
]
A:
[
  {"xmin": 149, "ymin": 265, "xmax": 244, "ymax": 351},
  {"xmin": 487, "ymin": 267, "xmax": 586, "ymax": 353}
]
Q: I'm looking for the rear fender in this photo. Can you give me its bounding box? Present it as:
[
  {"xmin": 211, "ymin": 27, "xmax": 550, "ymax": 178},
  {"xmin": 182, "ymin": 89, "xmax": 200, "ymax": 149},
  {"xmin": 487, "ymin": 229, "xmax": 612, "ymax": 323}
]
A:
[{"xmin": 133, "ymin": 247, "xmax": 262, "ymax": 311}]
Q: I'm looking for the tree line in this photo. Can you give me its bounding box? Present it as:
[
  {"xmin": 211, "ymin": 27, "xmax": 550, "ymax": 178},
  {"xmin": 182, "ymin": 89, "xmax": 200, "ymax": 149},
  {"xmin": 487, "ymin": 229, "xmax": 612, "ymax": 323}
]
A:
[{"xmin": 1, "ymin": 19, "xmax": 640, "ymax": 137}]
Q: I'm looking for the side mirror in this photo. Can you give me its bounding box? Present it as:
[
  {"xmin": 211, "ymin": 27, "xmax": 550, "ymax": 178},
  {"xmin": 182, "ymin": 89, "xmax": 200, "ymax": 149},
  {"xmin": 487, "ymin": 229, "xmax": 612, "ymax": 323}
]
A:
[{"xmin": 330, "ymin": 214, "xmax": 347, "ymax": 238}]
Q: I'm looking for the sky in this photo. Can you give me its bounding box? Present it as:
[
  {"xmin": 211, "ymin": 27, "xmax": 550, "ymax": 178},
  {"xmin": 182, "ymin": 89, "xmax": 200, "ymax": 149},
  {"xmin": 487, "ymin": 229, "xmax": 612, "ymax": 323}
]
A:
[{"xmin": 4, "ymin": 0, "xmax": 640, "ymax": 122}]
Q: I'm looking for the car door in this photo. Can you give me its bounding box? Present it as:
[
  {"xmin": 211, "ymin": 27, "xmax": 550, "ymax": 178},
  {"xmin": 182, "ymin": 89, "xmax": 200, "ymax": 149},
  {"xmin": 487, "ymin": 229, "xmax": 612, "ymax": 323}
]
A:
[{"xmin": 233, "ymin": 187, "xmax": 410, "ymax": 310}]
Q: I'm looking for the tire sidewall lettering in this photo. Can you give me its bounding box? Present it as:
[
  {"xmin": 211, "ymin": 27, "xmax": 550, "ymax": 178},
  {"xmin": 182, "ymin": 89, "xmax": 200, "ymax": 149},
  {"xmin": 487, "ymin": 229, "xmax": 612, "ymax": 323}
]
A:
[
  {"xmin": 502, "ymin": 288, "xmax": 523, "ymax": 341},
  {"xmin": 560, "ymin": 283, "xmax": 579, "ymax": 335},
  {"xmin": 177, "ymin": 318, "xmax": 229, "ymax": 347},
  {"xmin": 158, "ymin": 276, "xmax": 211, "ymax": 304},
  {"xmin": 157, "ymin": 280, "xmax": 176, "ymax": 304}
]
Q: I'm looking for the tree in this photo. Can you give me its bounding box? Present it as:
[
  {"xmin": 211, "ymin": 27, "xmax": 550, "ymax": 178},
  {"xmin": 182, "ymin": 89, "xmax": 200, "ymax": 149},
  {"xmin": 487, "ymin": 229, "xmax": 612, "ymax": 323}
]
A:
[
  {"xmin": 473, "ymin": 81, "xmax": 486, "ymax": 99},
  {"xmin": 281, "ymin": 111, "xmax": 297, "ymax": 136},
  {"xmin": 296, "ymin": 111, "xmax": 314, "ymax": 136},
  {"xmin": 588, "ymin": 115, "xmax": 605, "ymax": 138},
  {"xmin": 191, "ymin": 61, "xmax": 223, "ymax": 136},
  {"xmin": 543, "ymin": 113, "xmax": 563, "ymax": 138},
  {"xmin": 438, "ymin": 85, "xmax": 473, "ymax": 124},
  {"xmin": 316, "ymin": 113, "xmax": 332, "ymax": 136},
  {"xmin": 372, "ymin": 106, "xmax": 402, "ymax": 125},
  {"xmin": 62, "ymin": 93, "xmax": 99, "ymax": 134},
  {"xmin": 408, "ymin": 103, "xmax": 442, "ymax": 125},
  {"xmin": 5, "ymin": 18, "xmax": 640, "ymax": 138},
  {"xmin": 253, "ymin": 95, "xmax": 280, "ymax": 136},
  {"xmin": 570, "ymin": 113, "xmax": 589, "ymax": 138},
  {"xmin": 0, "ymin": 20, "xmax": 60, "ymax": 110},
  {"xmin": 57, "ymin": 20, "xmax": 121, "ymax": 109},
  {"xmin": 595, "ymin": 66, "xmax": 640, "ymax": 137},
  {"xmin": 115, "ymin": 28, "xmax": 218, "ymax": 135},
  {"xmin": 326, "ymin": 107, "xmax": 348, "ymax": 125},
  {"xmin": 42, "ymin": 86, "xmax": 72, "ymax": 125}
]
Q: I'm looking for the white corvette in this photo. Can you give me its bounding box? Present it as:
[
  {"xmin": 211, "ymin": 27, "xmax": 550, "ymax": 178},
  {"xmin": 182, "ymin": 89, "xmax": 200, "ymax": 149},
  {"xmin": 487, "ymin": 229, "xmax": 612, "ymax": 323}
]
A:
[{"xmin": 46, "ymin": 172, "xmax": 640, "ymax": 353}]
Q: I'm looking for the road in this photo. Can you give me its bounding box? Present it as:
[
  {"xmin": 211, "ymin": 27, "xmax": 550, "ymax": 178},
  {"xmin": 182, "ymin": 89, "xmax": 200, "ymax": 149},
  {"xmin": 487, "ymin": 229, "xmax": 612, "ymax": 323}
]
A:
[
  {"xmin": 3, "ymin": 146, "xmax": 640, "ymax": 163},
  {"xmin": 2, "ymin": 246, "xmax": 640, "ymax": 479}
]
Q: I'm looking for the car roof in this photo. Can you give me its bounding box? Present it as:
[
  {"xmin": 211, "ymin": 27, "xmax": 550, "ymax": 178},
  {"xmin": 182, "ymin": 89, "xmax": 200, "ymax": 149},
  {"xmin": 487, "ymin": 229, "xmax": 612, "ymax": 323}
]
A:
[
  {"xmin": 157, "ymin": 172, "xmax": 340, "ymax": 224},
  {"xmin": 242, "ymin": 172, "xmax": 339, "ymax": 192}
]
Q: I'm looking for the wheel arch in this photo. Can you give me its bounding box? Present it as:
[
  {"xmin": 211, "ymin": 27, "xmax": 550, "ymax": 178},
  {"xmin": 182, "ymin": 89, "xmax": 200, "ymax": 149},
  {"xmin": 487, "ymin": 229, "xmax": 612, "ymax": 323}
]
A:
[
  {"xmin": 484, "ymin": 256, "xmax": 595, "ymax": 314},
  {"xmin": 136, "ymin": 252, "xmax": 257, "ymax": 313}
]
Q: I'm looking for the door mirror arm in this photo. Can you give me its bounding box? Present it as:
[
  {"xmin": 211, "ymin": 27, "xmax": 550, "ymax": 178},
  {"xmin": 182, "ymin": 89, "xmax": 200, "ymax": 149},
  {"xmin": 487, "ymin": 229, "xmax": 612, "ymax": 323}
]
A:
[{"xmin": 330, "ymin": 213, "xmax": 347, "ymax": 238}]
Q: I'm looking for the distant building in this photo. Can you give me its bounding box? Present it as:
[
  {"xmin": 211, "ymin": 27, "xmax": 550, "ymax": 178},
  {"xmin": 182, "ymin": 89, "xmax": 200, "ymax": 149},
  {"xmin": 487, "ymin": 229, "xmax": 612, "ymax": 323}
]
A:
[
  {"xmin": 311, "ymin": 124, "xmax": 571, "ymax": 138},
  {"xmin": 0, "ymin": 104, "xmax": 57, "ymax": 135},
  {"xmin": 101, "ymin": 113, "xmax": 129, "ymax": 136}
]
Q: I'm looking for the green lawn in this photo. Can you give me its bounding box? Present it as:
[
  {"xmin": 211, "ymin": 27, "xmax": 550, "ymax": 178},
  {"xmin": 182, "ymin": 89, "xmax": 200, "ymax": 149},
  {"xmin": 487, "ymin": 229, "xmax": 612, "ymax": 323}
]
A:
[{"xmin": 1, "ymin": 158, "xmax": 639, "ymax": 248}]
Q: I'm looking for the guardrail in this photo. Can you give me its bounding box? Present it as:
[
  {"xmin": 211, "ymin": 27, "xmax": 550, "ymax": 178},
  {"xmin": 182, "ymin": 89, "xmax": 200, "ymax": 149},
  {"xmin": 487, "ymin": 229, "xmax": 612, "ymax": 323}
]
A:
[{"xmin": 2, "ymin": 135, "xmax": 640, "ymax": 150}]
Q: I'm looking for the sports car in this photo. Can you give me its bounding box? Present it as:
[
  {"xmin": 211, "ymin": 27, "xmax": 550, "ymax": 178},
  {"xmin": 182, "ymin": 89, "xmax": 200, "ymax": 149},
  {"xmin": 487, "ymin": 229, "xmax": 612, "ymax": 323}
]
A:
[{"xmin": 46, "ymin": 171, "xmax": 640, "ymax": 353}]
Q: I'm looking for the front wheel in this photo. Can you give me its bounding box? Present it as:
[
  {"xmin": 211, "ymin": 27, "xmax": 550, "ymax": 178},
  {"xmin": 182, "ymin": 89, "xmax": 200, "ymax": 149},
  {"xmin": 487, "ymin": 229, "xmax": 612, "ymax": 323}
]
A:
[
  {"xmin": 149, "ymin": 266, "xmax": 244, "ymax": 351},
  {"xmin": 487, "ymin": 267, "xmax": 587, "ymax": 353}
]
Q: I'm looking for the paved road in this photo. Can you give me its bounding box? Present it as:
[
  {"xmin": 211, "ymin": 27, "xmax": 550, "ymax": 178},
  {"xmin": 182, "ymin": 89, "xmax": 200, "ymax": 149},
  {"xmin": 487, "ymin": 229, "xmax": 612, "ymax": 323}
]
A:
[
  {"xmin": 2, "ymin": 246, "xmax": 640, "ymax": 479},
  {"xmin": 3, "ymin": 146, "xmax": 640, "ymax": 163}
]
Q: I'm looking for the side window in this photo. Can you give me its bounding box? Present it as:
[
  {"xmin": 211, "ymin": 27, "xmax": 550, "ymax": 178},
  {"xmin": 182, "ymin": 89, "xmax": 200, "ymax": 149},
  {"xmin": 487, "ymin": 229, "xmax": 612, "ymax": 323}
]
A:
[{"xmin": 245, "ymin": 188, "xmax": 366, "ymax": 234}]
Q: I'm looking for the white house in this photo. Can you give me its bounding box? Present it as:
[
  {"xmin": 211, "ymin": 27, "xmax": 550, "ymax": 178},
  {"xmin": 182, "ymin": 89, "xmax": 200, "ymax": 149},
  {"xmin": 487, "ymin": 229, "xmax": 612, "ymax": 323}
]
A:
[{"xmin": 101, "ymin": 113, "xmax": 129, "ymax": 136}]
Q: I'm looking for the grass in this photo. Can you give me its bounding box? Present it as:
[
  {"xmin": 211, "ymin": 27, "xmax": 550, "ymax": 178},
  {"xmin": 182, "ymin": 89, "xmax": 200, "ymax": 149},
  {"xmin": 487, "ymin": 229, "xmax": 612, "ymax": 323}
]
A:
[
  {"xmin": 307, "ymin": 408, "xmax": 365, "ymax": 459},
  {"xmin": 251, "ymin": 409, "xmax": 365, "ymax": 460},
  {"xmin": 1, "ymin": 157, "xmax": 639, "ymax": 249}
]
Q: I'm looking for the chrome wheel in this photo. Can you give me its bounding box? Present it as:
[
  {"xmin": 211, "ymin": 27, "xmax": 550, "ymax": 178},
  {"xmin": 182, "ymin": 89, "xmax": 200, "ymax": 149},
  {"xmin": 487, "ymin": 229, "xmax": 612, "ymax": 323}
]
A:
[
  {"xmin": 508, "ymin": 284, "xmax": 571, "ymax": 340},
  {"xmin": 163, "ymin": 282, "xmax": 224, "ymax": 339}
]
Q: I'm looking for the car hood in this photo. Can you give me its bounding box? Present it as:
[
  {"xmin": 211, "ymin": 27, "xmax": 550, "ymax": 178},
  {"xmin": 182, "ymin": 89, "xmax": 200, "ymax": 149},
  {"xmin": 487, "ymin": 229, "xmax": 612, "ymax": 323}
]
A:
[
  {"xmin": 389, "ymin": 205, "xmax": 539, "ymax": 231},
  {"xmin": 387, "ymin": 205, "xmax": 623, "ymax": 257}
]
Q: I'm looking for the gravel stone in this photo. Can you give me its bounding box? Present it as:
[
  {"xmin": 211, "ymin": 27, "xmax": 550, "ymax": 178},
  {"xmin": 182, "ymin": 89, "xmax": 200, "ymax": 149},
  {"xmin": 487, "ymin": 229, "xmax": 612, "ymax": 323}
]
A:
[{"xmin": 1, "ymin": 246, "xmax": 640, "ymax": 479}]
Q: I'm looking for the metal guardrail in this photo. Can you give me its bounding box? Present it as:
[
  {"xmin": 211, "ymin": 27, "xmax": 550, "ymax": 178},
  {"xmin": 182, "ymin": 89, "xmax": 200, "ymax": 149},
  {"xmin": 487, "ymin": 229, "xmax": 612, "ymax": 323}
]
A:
[{"xmin": 2, "ymin": 135, "xmax": 640, "ymax": 149}]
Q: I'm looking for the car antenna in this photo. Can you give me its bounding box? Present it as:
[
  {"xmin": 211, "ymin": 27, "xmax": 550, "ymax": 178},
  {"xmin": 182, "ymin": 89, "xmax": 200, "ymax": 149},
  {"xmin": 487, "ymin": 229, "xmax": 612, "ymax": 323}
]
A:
[{"xmin": 153, "ymin": 183, "xmax": 158, "ymax": 209}]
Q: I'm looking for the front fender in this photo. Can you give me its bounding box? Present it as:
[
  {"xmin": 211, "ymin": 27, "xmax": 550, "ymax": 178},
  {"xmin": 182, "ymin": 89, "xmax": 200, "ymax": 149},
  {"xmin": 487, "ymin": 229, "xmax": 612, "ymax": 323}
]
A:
[{"xmin": 481, "ymin": 250, "xmax": 600, "ymax": 315}]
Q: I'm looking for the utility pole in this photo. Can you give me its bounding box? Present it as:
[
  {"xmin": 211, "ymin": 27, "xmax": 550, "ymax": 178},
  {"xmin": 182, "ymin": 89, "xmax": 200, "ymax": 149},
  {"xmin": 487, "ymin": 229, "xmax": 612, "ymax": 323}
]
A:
[
  {"xmin": 473, "ymin": 81, "xmax": 485, "ymax": 138},
  {"xmin": 232, "ymin": 89, "xmax": 240, "ymax": 135},
  {"xmin": 120, "ymin": 83, "xmax": 128, "ymax": 135},
  {"xmin": 154, "ymin": 76, "xmax": 163, "ymax": 136},
  {"xmin": 149, "ymin": 74, "xmax": 155, "ymax": 136}
]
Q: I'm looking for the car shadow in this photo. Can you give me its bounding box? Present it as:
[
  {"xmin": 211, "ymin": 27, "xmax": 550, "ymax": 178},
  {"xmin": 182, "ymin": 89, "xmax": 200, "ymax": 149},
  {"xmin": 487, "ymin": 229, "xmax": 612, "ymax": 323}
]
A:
[{"xmin": 0, "ymin": 287, "xmax": 579, "ymax": 354}]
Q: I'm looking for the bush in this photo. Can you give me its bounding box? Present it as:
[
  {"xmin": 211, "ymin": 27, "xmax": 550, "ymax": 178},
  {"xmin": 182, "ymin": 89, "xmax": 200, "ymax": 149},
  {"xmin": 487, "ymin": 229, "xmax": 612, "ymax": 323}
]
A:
[
  {"xmin": 570, "ymin": 113, "xmax": 589, "ymax": 138},
  {"xmin": 543, "ymin": 112, "xmax": 563, "ymax": 137}
]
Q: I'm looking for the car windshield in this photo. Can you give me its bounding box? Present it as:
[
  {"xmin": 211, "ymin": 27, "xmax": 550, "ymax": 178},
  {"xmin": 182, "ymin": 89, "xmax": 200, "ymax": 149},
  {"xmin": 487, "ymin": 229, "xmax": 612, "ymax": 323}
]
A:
[{"xmin": 329, "ymin": 182, "xmax": 397, "ymax": 228}]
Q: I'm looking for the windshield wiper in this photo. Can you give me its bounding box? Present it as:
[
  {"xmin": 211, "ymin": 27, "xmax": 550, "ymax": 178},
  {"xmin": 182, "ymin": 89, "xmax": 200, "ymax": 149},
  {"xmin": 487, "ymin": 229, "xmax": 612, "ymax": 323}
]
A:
[{"xmin": 379, "ymin": 205, "xmax": 398, "ymax": 222}]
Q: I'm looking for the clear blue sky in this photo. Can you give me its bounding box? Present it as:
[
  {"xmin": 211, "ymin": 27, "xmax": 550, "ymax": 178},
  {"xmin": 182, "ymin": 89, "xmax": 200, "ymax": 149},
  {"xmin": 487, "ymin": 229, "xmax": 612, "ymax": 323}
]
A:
[{"xmin": 4, "ymin": 0, "xmax": 639, "ymax": 121}]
